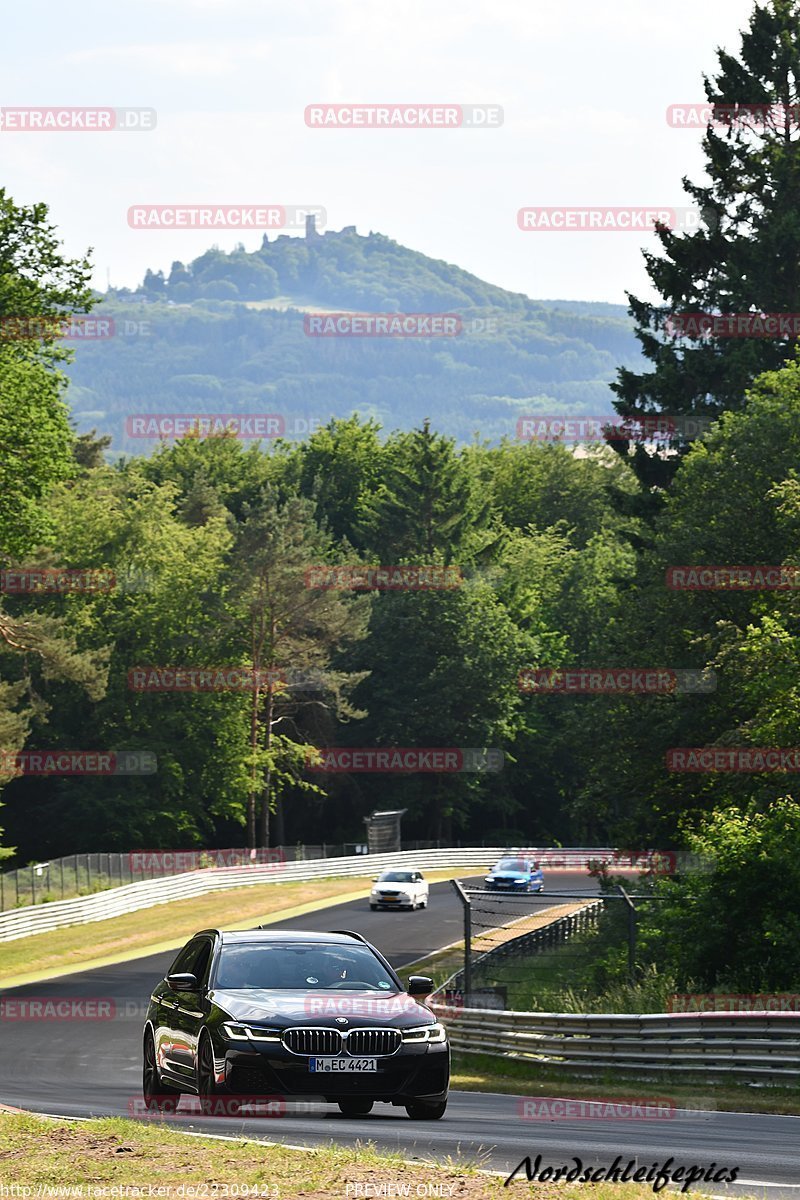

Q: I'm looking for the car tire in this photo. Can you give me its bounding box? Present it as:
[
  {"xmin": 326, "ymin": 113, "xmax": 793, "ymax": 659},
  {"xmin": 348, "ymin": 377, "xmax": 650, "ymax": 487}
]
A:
[
  {"xmin": 196, "ymin": 1033, "xmax": 238, "ymax": 1115},
  {"xmin": 369, "ymin": 904, "xmax": 378, "ymax": 911},
  {"xmin": 420, "ymin": 897, "xmax": 427, "ymax": 908},
  {"xmin": 337, "ymin": 1099, "xmax": 374, "ymax": 1116},
  {"xmin": 405, "ymin": 1100, "xmax": 447, "ymax": 1120},
  {"xmin": 142, "ymin": 1029, "xmax": 180, "ymax": 1113}
]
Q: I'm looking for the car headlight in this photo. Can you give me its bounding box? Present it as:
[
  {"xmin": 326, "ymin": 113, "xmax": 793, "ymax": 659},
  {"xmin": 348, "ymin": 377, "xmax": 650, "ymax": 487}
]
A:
[
  {"xmin": 222, "ymin": 1022, "xmax": 281, "ymax": 1042},
  {"xmin": 370, "ymin": 889, "xmax": 381, "ymax": 896},
  {"xmin": 402, "ymin": 1023, "xmax": 447, "ymax": 1044},
  {"xmin": 513, "ymin": 878, "xmax": 527, "ymax": 884},
  {"xmin": 484, "ymin": 876, "xmax": 494, "ymax": 882}
]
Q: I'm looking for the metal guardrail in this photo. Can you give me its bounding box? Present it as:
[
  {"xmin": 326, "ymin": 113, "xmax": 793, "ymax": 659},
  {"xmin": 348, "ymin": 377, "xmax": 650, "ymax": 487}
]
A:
[
  {"xmin": 0, "ymin": 842, "xmax": 451, "ymax": 910},
  {"xmin": 428, "ymin": 1004, "xmax": 800, "ymax": 1082},
  {"xmin": 0, "ymin": 847, "xmax": 620, "ymax": 943}
]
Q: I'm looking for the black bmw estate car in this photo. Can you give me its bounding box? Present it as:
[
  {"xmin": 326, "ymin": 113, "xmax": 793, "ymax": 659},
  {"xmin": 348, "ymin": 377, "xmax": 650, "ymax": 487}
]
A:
[{"xmin": 142, "ymin": 928, "xmax": 449, "ymax": 1119}]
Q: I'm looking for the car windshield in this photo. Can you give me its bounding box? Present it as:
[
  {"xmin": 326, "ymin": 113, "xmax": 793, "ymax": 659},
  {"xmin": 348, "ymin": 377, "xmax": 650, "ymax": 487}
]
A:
[
  {"xmin": 378, "ymin": 871, "xmax": 415, "ymax": 882},
  {"xmin": 495, "ymin": 858, "xmax": 528, "ymax": 872},
  {"xmin": 214, "ymin": 942, "xmax": 397, "ymax": 991}
]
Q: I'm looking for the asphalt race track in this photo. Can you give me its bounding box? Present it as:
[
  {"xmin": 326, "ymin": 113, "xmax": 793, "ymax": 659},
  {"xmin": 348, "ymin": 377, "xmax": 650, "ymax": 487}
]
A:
[{"xmin": 1, "ymin": 872, "xmax": 798, "ymax": 1194}]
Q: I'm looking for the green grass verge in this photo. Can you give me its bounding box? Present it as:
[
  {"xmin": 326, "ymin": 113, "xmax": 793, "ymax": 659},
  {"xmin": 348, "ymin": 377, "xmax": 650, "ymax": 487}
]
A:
[{"xmin": 0, "ymin": 1110, "xmax": 733, "ymax": 1198}]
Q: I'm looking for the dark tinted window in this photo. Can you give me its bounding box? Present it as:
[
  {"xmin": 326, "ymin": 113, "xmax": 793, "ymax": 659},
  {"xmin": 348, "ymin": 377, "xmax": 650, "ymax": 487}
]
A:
[
  {"xmin": 192, "ymin": 940, "xmax": 213, "ymax": 985},
  {"xmin": 214, "ymin": 942, "xmax": 396, "ymax": 991},
  {"xmin": 495, "ymin": 858, "xmax": 528, "ymax": 872},
  {"xmin": 169, "ymin": 938, "xmax": 210, "ymax": 980}
]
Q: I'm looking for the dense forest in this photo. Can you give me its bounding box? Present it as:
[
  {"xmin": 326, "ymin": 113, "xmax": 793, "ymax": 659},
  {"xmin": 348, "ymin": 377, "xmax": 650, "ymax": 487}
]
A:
[{"xmin": 4, "ymin": 368, "xmax": 800, "ymax": 871}]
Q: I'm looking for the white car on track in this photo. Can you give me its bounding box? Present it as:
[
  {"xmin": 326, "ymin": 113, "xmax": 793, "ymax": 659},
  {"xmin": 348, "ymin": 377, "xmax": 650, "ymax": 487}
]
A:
[{"xmin": 370, "ymin": 869, "xmax": 429, "ymax": 911}]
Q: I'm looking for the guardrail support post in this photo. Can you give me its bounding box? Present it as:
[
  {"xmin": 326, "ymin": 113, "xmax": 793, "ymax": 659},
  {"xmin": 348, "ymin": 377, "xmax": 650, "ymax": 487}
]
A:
[
  {"xmin": 617, "ymin": 885, "xmax": 637, "ymax": 984},
  {"xmin": 451, "ymin": 879, "xmax": 472, "ymax": 1001}
]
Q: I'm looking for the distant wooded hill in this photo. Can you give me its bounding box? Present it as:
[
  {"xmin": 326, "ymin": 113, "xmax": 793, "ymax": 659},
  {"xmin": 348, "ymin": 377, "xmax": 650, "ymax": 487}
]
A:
[{"xmin": 64, "ymin": 226, "xmax": 641, "ymax": 452}]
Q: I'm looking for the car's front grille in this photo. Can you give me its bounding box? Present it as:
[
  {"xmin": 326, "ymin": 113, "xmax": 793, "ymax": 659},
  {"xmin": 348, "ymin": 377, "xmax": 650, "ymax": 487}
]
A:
[
  {"xmin": 282, "ymin": 1027, "xmax": 343, "ymax": 1056},
  {"xmin": 346, "ymin": 1028, "xmax": 401, "ymax": 1057}
]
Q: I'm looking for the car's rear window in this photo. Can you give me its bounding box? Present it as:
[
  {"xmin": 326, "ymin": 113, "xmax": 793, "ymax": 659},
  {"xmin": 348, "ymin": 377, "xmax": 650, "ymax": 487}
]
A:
[{"xmin": 214, "ymin": 942, "xmax": 396, "ymax": 991}]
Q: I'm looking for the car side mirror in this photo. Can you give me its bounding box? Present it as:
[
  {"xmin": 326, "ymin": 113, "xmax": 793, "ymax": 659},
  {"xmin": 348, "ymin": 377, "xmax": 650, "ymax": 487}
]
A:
[
  {"xmin": 372, "ymin": 876, "xmax": 379, "ymax": 882},
  {"xmin": 166, "ymin": 972, "xmax": 199, "ymax": 991},
  {"xmin": 407, "ymin": 975, "xmax": 433, "ymax": 997}
]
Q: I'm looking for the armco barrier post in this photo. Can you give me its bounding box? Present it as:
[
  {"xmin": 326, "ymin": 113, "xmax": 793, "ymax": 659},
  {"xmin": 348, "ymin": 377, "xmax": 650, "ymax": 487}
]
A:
[
  {"xmin": 451, "ymin": 878, "xmax": 472, "ymax": 1000},
  {"xmin": 618, "ymin": 884, "xmax": 637, "ymax": 984}
]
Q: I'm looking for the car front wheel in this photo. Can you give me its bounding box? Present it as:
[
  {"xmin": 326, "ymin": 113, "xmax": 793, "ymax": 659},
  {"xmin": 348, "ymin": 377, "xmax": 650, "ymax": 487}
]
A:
[
  {"xmin": 406, "ymin": 1100, "xmax": 447, "ymax": 1120},
  {"xmin": 197, "ymin": 1034, "xmax": 238, "ymax": 1115},
  {"xmin": 142, "ymin": 1030, "xmax": 180, "ymax": 1112}
]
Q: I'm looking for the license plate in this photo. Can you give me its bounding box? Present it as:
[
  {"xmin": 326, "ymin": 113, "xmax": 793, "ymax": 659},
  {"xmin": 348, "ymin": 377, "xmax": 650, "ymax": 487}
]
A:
[
  {"xmin": 310, "ymin": 1057, "xmax": 378, "ymax": 1073},
  {"xmin": 381, "ymin": 896, "xmax": 399, "ymax": 901}
]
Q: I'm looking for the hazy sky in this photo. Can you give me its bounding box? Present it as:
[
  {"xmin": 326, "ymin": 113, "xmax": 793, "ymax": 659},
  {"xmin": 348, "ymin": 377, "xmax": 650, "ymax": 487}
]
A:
[{"xmin": 1, "ymin": 0, "xmax": 758, "ymax": 303}]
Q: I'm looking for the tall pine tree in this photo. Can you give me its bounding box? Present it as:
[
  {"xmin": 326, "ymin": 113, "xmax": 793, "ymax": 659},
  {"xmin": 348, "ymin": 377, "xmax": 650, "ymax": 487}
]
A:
[
  {"xmin": 612, "ymin": 0, "xmax": 800, "ymax": 495},
  {"xmin": 365, "ymin": 420, "xmax": 491, "ymax": 561}
]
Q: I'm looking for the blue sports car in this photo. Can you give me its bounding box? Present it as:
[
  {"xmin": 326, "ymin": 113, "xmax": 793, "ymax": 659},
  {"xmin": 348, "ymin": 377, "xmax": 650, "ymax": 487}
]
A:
[{"xmin": 484, "ymin": 856, "xmax": 544, "ymax": 893}]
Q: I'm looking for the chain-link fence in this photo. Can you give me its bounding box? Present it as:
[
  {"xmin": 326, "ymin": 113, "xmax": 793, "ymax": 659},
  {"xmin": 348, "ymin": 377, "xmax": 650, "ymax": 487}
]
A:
[
  {"xmin": 0, "ymin": 839, "xmax": 450, "ymax": 910},
  {"xmin": 440, "ymin": 881, "xmax": 669, "ymax": 1013}
]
